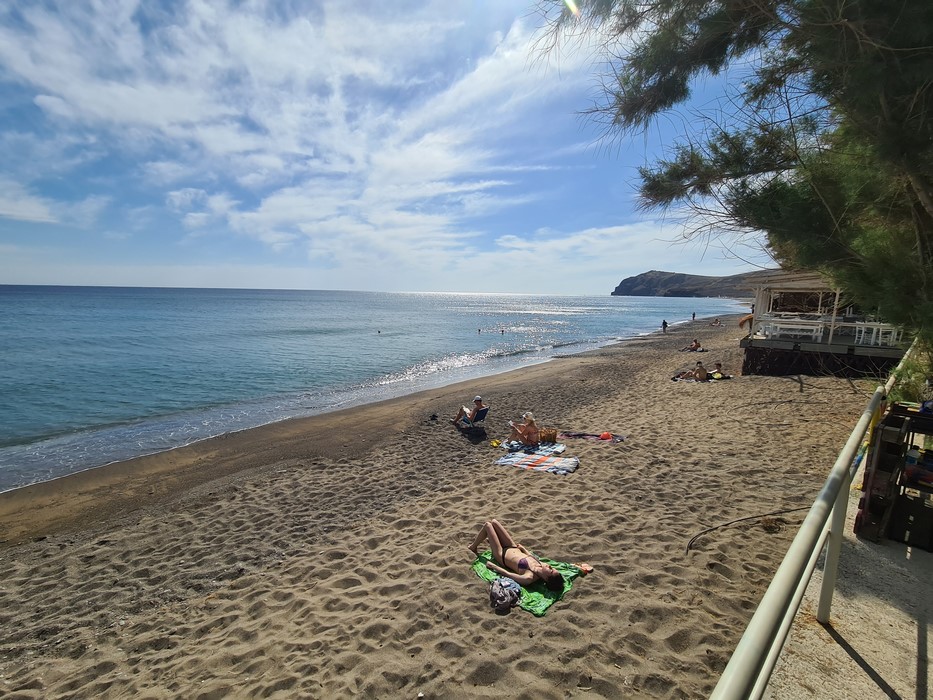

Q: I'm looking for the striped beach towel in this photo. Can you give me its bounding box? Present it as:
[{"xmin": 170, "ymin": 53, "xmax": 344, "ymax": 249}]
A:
[{"xmin": 495, "ymin": 452, "xmax": 580, "ymax": 475}]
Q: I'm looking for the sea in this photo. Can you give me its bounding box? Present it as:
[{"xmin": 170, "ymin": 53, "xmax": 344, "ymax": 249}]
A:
[{"xmin": 0, "ymin": 286, "xmax": 747, "ymax": 492}]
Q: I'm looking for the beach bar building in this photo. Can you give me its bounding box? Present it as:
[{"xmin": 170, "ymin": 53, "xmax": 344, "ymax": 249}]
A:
[{"xmin": 739, "ymin": 270, "xmax": 907, "ymax": 376}]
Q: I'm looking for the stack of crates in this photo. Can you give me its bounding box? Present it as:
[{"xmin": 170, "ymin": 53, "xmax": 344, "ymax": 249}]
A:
[
  {"xmin": 857, "ymin": 403, "xmax": 933, "ymax": 550},
  {"xmin": 855, "ymin": 415, "xmax": 907, "ymax": 541},
  {"xmin": 886, "ymin": 487, "xmax": 933, "ymax": 550},
  {"xmin": 888, "ymin": 443, "xmax": 933, "ymax": 550}
]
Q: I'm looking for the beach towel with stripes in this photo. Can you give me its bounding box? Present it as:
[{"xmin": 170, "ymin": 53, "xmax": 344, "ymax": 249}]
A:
[{"xmin": 496, "ymin": 451, "xmax": 580, "ymax": 475}]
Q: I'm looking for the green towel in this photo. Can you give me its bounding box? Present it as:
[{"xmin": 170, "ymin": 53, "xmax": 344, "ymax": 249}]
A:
[{"xmin": 470, "ymin": 550, "xmax": 583, "ymax": 616}]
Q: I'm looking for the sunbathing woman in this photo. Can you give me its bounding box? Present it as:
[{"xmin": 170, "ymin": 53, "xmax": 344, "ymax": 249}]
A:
[
  {"xmin": 507, "ymin": 411, "xmax": 539, "ymax": 445},
  {"xmin": 469, "ymin": 519, "xmax": 564, "ymax": 592}
]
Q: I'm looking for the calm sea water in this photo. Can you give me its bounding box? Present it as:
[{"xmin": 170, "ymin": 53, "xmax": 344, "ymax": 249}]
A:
[{"xmin": 0, "ymin": 286, "xmax": 746, "ymax": 492}]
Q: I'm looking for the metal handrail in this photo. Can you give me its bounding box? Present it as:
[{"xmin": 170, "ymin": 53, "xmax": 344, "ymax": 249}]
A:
[{"xmin": 710, "ymin": 345, "xmax": 914, "ymax": 699}]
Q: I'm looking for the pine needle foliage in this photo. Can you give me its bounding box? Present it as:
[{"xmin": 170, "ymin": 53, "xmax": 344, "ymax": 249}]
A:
[{"xmin": 539, "ymin": 0, "xmax": 933, "ymax": 340}]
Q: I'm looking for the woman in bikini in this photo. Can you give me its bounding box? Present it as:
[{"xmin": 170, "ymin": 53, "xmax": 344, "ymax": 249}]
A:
[
  {"xmin": 507, "ymin": 412, "xmax": 539, "ymax": 446},
  {"xmin": 468, "ymin": 519, "xmax": 564, "ymax": 592}
]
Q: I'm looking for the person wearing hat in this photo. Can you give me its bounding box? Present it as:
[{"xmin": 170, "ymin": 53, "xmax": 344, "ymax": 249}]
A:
[
  {"xmin": 452, "ymin": 396, "xmax": 487, "ymax": 426},
  {"xmin": 507, "ymin": 411, "xmax": 539, "ymax": 446}
]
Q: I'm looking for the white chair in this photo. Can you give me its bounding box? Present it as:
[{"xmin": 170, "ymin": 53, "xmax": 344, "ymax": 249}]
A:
[
  {"xmin": 876, "ymin": 327, "xmax": 902, "ymax": 346},
  {"xmin": 854, "ymin": 322, "xmax": 869, "ymax": 345}
]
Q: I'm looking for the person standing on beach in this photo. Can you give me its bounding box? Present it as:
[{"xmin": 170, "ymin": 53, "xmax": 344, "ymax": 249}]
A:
[
  {"xmin": 692, "ymin": 312, "xmax": 696, "ymax": 321},
  {"xmin": 662, "ymin": 319, "xmax": 668, "ymax": 333}
]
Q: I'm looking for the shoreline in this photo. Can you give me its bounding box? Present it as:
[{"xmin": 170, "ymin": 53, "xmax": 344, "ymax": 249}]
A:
[
  {"xmin": 0, "ymin": 311, "xmax": 694, "ymax": 496},
  {"xmin": 0, "ymin": 314, "xmax": 879, "ymax": 698},
  {"xmin": 0, "ymin": 328, "xmax": 679, "ymax": 543},
  {"xmin": 0, "ymin": 321, "xmax": 710, "ymax": 540}
]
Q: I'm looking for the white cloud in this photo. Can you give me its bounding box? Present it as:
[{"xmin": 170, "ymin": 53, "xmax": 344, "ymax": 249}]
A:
[
  {"xmin": 55, "ymin": 195, "xmax": 110, "ymax": 228},
  {"xmin": 33, "ymin": 94, "xmax": 78, "ymax": 119},
  {"xmin": 167, "ymin": 189, "xmax": 208, "ymax": 213},
  {"xmin": 0, "ymin": 1, "xmax": 762, "ymax": 292},
  {"xmin": 0, "ymin": 217, "xmax": 767, "ymax": 294},
  {"xmin": 0, "ymin": 179, "xmax": 58, "ymax": 223},
  {"xmin": 142, "ymin": 160, "xmax": 199, "ymax": 186}
]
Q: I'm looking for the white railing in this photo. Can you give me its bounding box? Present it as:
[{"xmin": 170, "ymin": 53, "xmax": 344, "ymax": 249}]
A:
[
  {"xmin": 760, "ymin": 320, "xmax": 824, "ymax": 341},
  {"xmin": 709, "ymin": 346, "xmax": 912, "ymax": 699}
]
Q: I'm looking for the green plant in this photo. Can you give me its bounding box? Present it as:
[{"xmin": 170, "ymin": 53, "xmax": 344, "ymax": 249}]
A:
[{"xmin": 888, "ymin": 345, "xmax": 933, "ymax": 404}]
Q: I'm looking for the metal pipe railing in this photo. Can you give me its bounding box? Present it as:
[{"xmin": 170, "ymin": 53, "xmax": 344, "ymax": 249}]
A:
[
  {"xmin": 815, "ymin": 359, "xmax": 901, "ymax": 624},
  {"xmin": 750, "ymin": 525, "xmax": 830, "ymax": 699},
  {"xmin": 710, "ymin": 344, "xmax": 915, "ymax": 699}
]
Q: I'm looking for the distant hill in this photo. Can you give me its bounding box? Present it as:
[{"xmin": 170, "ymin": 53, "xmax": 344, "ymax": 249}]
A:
[{"xmin": 611, "ymin": 269, "xmax": 778, "ymax": 298}]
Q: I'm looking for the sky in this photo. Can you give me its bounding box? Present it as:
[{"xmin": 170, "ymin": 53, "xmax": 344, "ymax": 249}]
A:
[{"xmin": 0, "ymin": 0, "xmax": 773, "ymax": 295}]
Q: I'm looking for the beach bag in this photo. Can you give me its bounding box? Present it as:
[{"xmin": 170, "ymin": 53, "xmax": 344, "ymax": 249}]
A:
[
  {"xmin": 539, "ymin": 427, "xmax": 558, "ymax": 443},
  {"xmin": 489, "ymin": 577, "xmax": 521, "ymax": 613}
]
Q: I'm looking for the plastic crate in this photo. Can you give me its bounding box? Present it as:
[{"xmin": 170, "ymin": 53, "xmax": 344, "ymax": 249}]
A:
[{"xmin": 886, "ymin": 488, "xmax": 933, "ymax": 550}]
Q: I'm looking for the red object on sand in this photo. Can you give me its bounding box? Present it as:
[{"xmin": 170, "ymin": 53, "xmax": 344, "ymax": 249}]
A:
[{"xmin": 599, "ymin": 432, "xmax": 612, "ymax": 440}]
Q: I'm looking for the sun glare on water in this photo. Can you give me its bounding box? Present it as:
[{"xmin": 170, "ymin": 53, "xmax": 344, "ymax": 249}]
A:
[{"xmin": 563, "ymin": 0, "xmax": 581, "ymax": 17}]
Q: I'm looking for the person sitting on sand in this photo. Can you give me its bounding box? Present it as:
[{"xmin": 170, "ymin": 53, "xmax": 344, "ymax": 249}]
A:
[
  {"xmin": 681, "ymin": 338, "xmax": 703, "ymax": 352},
  {"xmin": 452, "ymin": 396, "xmax": 487, "ymax": 426},
  {"xmin": 710, "ymin": 362, "xmax": 733, "ymax": 380},
  {"xmin": 709, "ymin": 318, "xmax": 723, "ymax": 327},
  {"xmin": 469, "ymin": 519, "xmax": 564, "ymax": 592},
  {"xmin": 673, "ymin": 361, "xmax": 709, "ymax": 381},
  {"xmin": 507, "ymin": 411, "xmax": 539, "ymax": 445}
]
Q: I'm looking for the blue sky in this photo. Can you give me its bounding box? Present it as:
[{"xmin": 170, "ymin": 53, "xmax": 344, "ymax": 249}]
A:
[{"xmin": 0, "ymin": 0, "xmax": 772, "ymax": 294}]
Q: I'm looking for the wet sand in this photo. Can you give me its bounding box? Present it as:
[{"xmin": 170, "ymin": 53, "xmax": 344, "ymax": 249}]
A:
[{"xmin": 0, "ymin": 317, "xmax": 881, "ymax": 698}]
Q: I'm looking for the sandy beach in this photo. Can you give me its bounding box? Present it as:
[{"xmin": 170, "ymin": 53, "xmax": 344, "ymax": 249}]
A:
[{"xmin": 0, "ymin": 317, "xmax": 882, "ymax": 698}]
